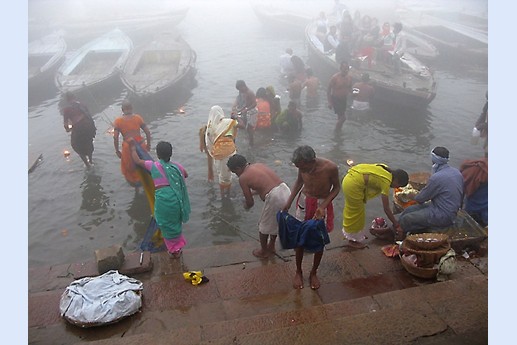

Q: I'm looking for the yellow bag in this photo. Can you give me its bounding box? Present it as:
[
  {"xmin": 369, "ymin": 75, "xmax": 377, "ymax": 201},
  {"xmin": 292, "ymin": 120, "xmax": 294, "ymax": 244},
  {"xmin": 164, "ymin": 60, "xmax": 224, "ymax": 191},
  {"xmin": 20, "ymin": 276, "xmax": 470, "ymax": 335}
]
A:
[{"xmin": 211, "ymin": 136, "xmax": 235, "ymax": 160}]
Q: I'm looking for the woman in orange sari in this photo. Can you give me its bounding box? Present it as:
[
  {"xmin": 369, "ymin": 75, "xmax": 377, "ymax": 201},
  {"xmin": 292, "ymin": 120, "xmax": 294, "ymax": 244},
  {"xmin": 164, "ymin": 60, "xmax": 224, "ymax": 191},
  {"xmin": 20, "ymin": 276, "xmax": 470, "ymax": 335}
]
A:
[
  {"xmin": 113, "ymin": 99, "xmax": 152, "ymax": 187},
  {"xmin": 255, "ymin": 87, "xmax": 271, "ymax": 129}
]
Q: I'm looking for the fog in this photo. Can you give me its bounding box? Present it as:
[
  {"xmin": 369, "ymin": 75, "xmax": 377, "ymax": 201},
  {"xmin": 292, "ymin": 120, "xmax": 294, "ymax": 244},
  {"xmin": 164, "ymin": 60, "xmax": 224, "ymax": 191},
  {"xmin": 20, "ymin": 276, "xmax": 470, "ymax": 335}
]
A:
[{"xmin": 28, "ymin": 0, "xmax": 487, "ymax": 30}]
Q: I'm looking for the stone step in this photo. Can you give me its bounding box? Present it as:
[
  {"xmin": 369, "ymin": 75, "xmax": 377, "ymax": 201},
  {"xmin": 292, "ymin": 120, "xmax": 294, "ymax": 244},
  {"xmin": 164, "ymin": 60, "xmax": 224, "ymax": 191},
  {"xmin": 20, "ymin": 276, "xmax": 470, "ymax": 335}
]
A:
[
  {"xmin": 29, "ymin": 240, "xmax": 488, "ymax": 344},
  {"xmin": 66, "ymin": 275, "xmax": 487, "ymax": 345}
]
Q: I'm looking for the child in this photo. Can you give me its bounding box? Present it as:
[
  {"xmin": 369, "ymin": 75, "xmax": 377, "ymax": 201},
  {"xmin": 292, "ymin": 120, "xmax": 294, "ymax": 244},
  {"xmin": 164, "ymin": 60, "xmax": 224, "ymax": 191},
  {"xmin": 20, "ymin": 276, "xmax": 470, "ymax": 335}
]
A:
[{"xmin": 130, "ymin": 139, "xmax": 191, "ymax": 258}]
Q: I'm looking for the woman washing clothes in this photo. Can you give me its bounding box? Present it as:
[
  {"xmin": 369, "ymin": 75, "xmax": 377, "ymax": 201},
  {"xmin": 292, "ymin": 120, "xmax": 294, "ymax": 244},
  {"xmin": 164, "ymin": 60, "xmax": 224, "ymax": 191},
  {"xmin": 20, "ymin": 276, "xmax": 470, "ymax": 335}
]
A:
[{"xmin": 130, "ymin": 140, "xmax": 191, "ymax": 258}]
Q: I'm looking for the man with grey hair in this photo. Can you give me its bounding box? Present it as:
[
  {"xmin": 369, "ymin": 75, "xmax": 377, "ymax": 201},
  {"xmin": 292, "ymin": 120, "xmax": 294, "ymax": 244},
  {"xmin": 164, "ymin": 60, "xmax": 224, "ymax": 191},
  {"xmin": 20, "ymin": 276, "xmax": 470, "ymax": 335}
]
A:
[
  {"xmin": 397, "ymin": 146, "xmax": 464, "ymax": 240},
  {"xmin": 282, "ymin": 145, "xmax": 340, "ymax": 290}
]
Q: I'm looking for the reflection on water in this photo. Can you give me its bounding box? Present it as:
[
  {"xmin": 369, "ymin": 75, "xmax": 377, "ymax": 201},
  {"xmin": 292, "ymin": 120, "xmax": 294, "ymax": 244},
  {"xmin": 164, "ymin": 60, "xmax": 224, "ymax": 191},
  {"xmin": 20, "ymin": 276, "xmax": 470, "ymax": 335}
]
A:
[
  {"xmin": 77, "ymin": 170, "xmax": 113, "ymax": 231},
  {"xmin": 206, "ymin": 196, "xmax": 255, "ymax": 245},
  {"xmin": 80, "ymin": 171, "xmax": 109, "ymax": 213},
  {"xmin": 125, "ymin": 189, "xmax": 153, "ymax": 245}
]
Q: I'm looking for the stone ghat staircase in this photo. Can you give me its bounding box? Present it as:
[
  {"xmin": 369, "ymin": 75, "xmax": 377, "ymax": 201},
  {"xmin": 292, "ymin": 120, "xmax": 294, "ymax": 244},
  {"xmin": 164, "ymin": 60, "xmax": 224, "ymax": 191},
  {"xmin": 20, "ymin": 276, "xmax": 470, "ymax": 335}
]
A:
[{"xmin": 28, "ymin": 239, "xmax": 488, "ymax": 345}]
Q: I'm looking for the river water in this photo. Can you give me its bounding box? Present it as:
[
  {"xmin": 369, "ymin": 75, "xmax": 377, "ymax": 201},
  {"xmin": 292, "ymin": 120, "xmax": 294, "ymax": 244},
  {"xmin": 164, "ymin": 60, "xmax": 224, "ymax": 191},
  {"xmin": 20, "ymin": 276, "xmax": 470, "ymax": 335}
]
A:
[{"xmin": 27, "ymin": 0, "xmax": 488, "ymax": 268}]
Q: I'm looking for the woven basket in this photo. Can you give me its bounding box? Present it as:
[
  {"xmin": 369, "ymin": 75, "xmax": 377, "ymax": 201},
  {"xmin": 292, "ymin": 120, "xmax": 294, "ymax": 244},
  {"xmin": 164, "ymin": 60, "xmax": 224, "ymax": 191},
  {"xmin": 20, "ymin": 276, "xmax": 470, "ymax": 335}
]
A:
[
  {"xmin": 405, "ymin": 233, "xmax": 449, "ymax": 250},
  {"xmin": 400, "ymin": 254, "xmax": 438, "ymax": 279},
  {"xmin": 408, "ymin": 172, "xmax": 431, "ymax": 190},
  {"xmin": 401, "ymin": 240, "xmax": 451, "ymax": 268}
]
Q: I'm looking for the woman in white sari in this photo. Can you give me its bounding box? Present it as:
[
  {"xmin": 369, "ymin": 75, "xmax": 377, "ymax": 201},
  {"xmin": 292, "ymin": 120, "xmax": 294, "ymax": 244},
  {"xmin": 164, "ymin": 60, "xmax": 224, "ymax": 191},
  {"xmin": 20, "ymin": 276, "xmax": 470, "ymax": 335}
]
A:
[{"xmin": 199, "ymin": 105, "xmax": 238, "ymax": 197}]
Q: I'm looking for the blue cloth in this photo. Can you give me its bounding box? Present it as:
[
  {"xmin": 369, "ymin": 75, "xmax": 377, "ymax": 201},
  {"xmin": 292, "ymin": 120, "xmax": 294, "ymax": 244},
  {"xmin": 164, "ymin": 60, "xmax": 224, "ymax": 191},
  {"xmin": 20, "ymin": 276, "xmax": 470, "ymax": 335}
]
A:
[
  {"xmin": 277, "ymin": 211, "xmax": 330, "ymax": 252},
  {"xmin": 431, "ymin": 151, "xmax": 448, "ymax": 173},
  {"xmin": 465, "ymin": 183, "xmax": 488, "ymax": 226},
  {"xmin": 140, "ymin": 218, "xmax": 166, "ymax": 253},
  {"xmin": 411, "ymin": 164, "xmax": 464, "ymax": 227}
]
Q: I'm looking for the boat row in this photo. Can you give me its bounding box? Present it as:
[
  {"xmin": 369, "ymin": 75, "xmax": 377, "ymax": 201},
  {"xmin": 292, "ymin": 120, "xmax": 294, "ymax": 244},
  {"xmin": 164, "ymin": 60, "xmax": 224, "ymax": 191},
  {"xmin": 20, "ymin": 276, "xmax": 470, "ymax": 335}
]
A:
[
  {"xmin": 252, "ymin": 4, "xmax": 440, "ymax": 63},
  {"xmin": 29, "ymin": 28, "xmax": 196, "ymax": 99}
]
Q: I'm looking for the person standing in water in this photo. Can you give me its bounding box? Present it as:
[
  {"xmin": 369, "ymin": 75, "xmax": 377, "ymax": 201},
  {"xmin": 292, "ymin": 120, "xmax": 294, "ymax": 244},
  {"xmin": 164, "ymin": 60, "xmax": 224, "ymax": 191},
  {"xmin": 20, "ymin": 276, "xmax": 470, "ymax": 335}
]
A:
[
  {"xmin": 130, "ymin": 139, "xmax": 190, "ymax": 258},
  {"xmin": 200, "ymin": 105, "xmax": 238, "ymax": 198},
  {"xmin": 474, "ymin": 91, "xmax": 488, "ymax": 158},
  {"xmin": 327, "ymin": 60, "xmax": 353, "ymax": 133},
  {"xmin": 59, "ymin": 91, "xmax": 96, "ymax": 168},
  {"xmin": 232, "ymin": 80, "xmax": 257, "ymax": 147},
  {"xmin": 351, "ymin": 73, "xmax": 374, "ymax": 112},
  {"xmin": 113, "ymin": 99, "xmax": 152, "ymax": 187}
]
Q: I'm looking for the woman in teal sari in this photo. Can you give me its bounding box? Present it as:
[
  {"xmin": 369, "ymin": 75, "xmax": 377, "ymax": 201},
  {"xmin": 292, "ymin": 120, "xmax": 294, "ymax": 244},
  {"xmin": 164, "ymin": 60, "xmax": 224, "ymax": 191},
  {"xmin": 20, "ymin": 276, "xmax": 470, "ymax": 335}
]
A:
[{"xmin": 130, "ymin": 139, "xmax": 191, "ymax": 258}]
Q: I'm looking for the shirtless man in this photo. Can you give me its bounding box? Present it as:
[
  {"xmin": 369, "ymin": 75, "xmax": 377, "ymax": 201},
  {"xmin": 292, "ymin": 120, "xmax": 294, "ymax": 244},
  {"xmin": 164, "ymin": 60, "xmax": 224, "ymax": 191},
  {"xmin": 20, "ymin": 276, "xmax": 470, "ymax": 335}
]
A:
[
  {"xmin": 302, "ymin": 68, "xmax": 320, "ymax": 99},
  {"xmin": 282, "ymin": 146, "xmax": 340, "ymax": 290},
  {"xmin": 232, "ymin": 80, "xmax": 258, "ymax": 147},
  {"xmin": 227, "ymin": 154, "xmax": 291, "ymax": 258},
  {"xmin": 288, "ymin": 74, "xmax": 303, "ymax": 109},
  {"xmin": 351, "ymin": 73, "xmax": 374, "ymax": 111},
  {"xmin": 327, "ymin": 60, "xmax": 353, "ymax": 133}
]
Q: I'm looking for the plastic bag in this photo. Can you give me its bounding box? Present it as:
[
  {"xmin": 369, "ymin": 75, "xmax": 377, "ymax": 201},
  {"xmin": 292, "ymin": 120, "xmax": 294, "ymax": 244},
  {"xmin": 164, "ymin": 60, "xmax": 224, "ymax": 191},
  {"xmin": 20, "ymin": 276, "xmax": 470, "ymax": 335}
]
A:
[
  {"xmin": 438, "ymin": 249, "xmax": 457, "ymax": 275},
  {"xmin": 59, "ymin": 270, "xmax": 143, "ymax": 327}
]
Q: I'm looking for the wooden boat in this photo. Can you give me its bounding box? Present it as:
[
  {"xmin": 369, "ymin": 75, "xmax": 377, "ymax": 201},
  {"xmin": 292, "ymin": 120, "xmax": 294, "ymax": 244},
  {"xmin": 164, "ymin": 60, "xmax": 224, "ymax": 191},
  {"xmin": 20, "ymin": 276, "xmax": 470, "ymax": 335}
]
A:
[
  {"xmin": 396, "ymin": 8, "xmax": 487, "ymax": 62},
  {"xmin": 28, "ymin": 31, "xmax": 66, "ymax": 88},
  {"xmin": 305, "ymin": 21, "xmax": 437, "ymax": 109},
  {"xmin": 121, "ymin": 32, "xmax": 196, "ymax": 98},
  {"xmin": 251, "ymin": 4, "xmax": 312, "ymax": 36},
  {"xmin": 29, "ymin": 6, "xmax": 189, "ymax": 46},
  {"xmin": 403, "ymin": 31, "xmax": 439, "ymax": 62},
  {"xmin": 55, "ymin": 28, "xmax": 133, "ymax": 94}
]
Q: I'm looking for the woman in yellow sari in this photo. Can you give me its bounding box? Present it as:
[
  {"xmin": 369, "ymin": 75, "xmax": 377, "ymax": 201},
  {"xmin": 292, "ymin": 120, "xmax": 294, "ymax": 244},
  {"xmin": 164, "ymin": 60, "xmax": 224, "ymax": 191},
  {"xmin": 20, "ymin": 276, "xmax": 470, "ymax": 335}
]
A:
[
  {"xmin": 341, "ymin": 163, "xmax": 408, "ymax": 248},
  {"xmin": 199, "ymin": 105, "xmax": 238, "ymax": 197},
  {"xmin": 113, "ymin": 100, "xmax": 152, "ymax": 187}
]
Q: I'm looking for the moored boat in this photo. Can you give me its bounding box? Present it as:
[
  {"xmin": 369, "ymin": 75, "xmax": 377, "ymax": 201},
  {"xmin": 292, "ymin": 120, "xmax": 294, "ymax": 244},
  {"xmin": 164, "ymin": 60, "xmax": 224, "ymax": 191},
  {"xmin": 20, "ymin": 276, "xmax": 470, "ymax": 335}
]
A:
[
  {"xmin": 121, "ymin": 32, "xmax": 197, "ymax": 98},
  {"xmin": 28, "ymin": 31, "xmax": 67, "ymax": 88},
  {"xmin": 396, "ymin": 7, "xmax": 487, "ymax": 63},
  {"xmin": 403, "ymin": 31, "xmax": 439, "ymax": 62},
  {"xmin": 55, "ymin": 28, "xmax": 133, "ymax": 94},
  {"xmin": 251, "ymin": 4, "xmax": 312, "ymax": 36},
  {"xmin": 305, "ymin": 21, "xmax": 437, "ymax": 109},
  {"xmin": 29, "ymin": 6, "xmax": 189, "ymax": 47}
]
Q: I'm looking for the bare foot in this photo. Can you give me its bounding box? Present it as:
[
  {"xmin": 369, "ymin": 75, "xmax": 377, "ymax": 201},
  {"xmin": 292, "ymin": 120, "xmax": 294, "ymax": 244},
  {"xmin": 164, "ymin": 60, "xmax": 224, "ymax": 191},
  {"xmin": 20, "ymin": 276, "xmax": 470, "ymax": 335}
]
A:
[
  {"xmin": 346, "ymin": 240, "xmax": 367, "ymax": 249},
  {"xmin": 267, "ymin": 243, "xmax": 276, "ymax": 254},
  {"xmin": 309, "ymin": 272, "xmax": 320, "ymax": 290},
  {"xmin": 293, "ymin": 272, "xmax": 304, "ymax": 289},
  {"xmin": 252, "ymin": 248, "xmax": 270, "ymax": 259}
]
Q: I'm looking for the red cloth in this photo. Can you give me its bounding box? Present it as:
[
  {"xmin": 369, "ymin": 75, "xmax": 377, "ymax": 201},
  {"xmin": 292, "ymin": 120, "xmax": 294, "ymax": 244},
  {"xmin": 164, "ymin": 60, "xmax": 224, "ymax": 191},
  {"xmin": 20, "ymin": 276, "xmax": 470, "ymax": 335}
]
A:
[
  {"xmin": 381, "ymin": 244, "xmax": 400, "ymax": 258},
  {"xmin": 460, "ymin": 158, "xmax": 488, "ymax": 197},
  {"xmin": 303, "ymin": 196, "xmax": 334, "ymax": 232}
]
